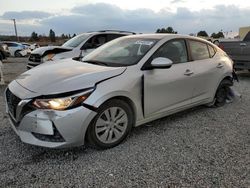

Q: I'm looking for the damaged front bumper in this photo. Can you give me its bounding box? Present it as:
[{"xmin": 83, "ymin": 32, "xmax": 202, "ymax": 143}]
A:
[{"xmin": 5, "ymin": 88, "xmax": 97, "ymax": 148}]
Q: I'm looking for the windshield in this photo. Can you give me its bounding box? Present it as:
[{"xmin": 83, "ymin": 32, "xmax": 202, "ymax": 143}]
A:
[
  {"xmin": 62, "ymin": 34, "xmax": 90, "ymax": 48},
  {"xmin": 82, "ymin": 37, "xmax": 158, "ymax": 67}
]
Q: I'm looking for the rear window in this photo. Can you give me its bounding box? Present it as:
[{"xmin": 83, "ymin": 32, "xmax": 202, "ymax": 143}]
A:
[
  {"xmin": 189, "ymin": 40, "xmax": 210, "ymax": 60},
  {"xmin": 107, "ymin": 34, "xmax": 126, "ymax": 42}
]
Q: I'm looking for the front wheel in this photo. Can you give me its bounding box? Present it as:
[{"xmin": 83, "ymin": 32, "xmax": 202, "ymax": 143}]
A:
[{"xmin": 86, "ymin": 99, "xmax": 134, "ymax": 149}]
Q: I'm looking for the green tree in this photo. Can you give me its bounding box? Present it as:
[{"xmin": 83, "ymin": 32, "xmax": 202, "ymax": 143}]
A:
[
  {"xmin": 211, "ymin": 31, "xmax": 224, "ymax": 38},
  {"xmin": 30, "ymin": 31, "xmax": 38, "ymax": 41},
  {"xmin": 197, "ymin": 31, "xmax": 208, "ymax": 37},
  {"xmin": 72, "ymin": 33, "xmax": 76, "ymax": 37},
  {"xmin": 49, "ymin": 29, "xmax": 56, "ymax": 42},
  {"xmin": 156, "ymin": 26, "xmax": 177, "ymax": 34}
]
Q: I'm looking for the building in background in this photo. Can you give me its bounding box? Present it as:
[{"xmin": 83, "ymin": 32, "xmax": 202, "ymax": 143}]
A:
[{"xmin": 239, "ymin": 26, "xmax": 250, "ymax": 39}]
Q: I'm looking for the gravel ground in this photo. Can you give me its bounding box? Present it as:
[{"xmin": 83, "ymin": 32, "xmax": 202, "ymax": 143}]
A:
[{"xmin": 0, "ymin": 58, "xmax": 249, "ymax": 187}]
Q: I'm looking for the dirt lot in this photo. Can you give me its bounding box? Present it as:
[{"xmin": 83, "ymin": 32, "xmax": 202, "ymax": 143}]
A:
[{"xmin": 0, "ymin": 58, "xmax": 249, "ymax": 187}]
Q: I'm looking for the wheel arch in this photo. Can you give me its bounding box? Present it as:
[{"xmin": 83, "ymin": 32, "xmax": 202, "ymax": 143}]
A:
[
  {"xmin": 212, "ymin": 75, "xmax": 233, "ymax": 99},
  {"xmin": 84, "ymin": 95, "xmax": 137, "ymax": 147}
]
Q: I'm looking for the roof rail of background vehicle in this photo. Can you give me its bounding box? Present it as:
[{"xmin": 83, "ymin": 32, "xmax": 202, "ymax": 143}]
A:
[{"xmin": 88, "ymin": 30, "xmax": 136, "ymax": 34}]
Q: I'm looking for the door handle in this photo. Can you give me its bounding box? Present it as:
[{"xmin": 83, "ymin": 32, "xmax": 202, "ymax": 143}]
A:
[
  {"xmin": 184, "ymin": 69, "xmax": 194, "ymax": 76},
  {"xmin": 217, "ymin": 63, "xmax": 224, "ymax": 68},
  {"xmin": 240, "ymin": 43, "xmax": 246, "ymax": 46}
]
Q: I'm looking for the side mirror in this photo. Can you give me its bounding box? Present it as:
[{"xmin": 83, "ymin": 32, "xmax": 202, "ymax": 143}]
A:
[{"xmin": 151, "ymin": 57, "xmax": 173, "ymax": 69}]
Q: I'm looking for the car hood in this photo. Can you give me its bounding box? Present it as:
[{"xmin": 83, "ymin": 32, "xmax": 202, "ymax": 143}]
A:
[
  {"xmin": 15, "ymin": 59, "xmax": 126, "ymax": 95},
  {"xmin": 31, "ymin": 46, "xmax": 73, "ymax": 56}
]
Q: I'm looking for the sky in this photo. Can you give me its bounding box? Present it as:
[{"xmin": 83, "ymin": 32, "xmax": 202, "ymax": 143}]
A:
[{"xmin": 0, "ymin": 0, "xmax": 250, "ymax": 37}]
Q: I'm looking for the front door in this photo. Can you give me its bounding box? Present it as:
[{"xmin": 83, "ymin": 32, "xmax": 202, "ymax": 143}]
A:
[{"xmin": 143, "ymin": 39, "xmax": 196, "ymax": 117}]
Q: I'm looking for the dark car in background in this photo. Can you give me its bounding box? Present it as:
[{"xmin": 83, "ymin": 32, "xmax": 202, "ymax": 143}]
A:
[{"xmin": 219, "ymin": 31, "xmax": 250, "ymax": 71}]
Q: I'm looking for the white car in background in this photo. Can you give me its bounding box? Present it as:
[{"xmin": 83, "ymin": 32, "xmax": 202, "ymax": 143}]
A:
[
  {"xmin": 27, "ymin": 30, "xmax": 135, "ymax": 69},
  {"xmin": 4, "ymin": 42, "xmax": 28, "ymax": 57}
]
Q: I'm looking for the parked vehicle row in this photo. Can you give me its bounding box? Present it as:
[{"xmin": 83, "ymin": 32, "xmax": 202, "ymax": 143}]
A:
[
  {"xmin": 4, "ymin": 41, "xmax": 28, "ymax": 57},
  {"xmin": 0, "ymin": 41, "xmax": 38, "ymax": 58},
  {"xmin": 5, "ymin": 34, "xmax": 235, "ymax": 149}
]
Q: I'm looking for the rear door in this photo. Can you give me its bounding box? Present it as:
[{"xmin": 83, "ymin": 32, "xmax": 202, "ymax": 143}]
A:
[{"xmin": 188, "ymin": 40, "xmax": 224, "ymax": 102}]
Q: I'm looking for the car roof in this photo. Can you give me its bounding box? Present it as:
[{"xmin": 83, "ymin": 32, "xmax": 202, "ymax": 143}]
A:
[
  {"xmin": 76, "ymin": 30, "xmax": 135, "ymax": 36},
  {"xmin": 123, "ymin": 33, "xmax": 210, "ymax": 42},
  {"xmin": 3, "ymin": 41, "xmax": 22, "ymax": 44}
]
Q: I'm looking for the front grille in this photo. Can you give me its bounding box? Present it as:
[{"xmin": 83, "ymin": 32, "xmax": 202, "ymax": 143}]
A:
[
  {"xmin": 6, "ymin": 88, "xmax": 21, "ymax": 119},
  {"xmin": 29, "ymin": 54, "xmax": 42, "ymax": 62}
]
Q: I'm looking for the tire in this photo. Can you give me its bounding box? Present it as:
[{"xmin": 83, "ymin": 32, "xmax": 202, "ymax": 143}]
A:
[
  {"xmin": 86, "ymin": 99, "xmax": 134, "ymax": 149},
  {"xmin": 214, "ymin": 79, "xmax": 232, "ymax": 107},
  {"xmin": 14, "ymin": 50, "xmax": 22, "ymax": 57}
]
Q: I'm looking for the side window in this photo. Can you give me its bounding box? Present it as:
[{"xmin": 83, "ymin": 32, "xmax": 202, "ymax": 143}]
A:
[
  {"xmin": 94, "ymin": 34, "xmax": 107, "ymax": 47},
  {"xmin": 107, "ymin": 34, "xmax": 125, "ymax": 42},
  {"xmin": 189, "ymin": 40, "xmax": 210, "ymax": 60},
  {"xmin": 153, "ymin": 40, "xmax": 188, "ymax": 64},
  {"xmin": 83, "ymin": 34, "xmax": 107, "ymax": 49},
  {"xmin": 208, "ymin": 45, "xmax": 216, "ymax": 57},
  {"xmin": 6, "ymin": 43, "xmax": 13, "ymax": 47}
]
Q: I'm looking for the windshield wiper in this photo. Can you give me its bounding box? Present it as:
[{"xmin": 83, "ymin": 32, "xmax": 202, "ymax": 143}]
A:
[{"xmin": 83, "ymin": 60, "xmax": 108, "ymax": 66}]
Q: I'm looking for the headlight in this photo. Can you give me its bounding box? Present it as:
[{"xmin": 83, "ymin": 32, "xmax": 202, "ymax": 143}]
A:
[
  {"xmin": 33, "ymin": 91, "xmax": 92, "ymax": 110},
  {"xmin": 42, "ymin": 53, "xmax": 55, "ymax": 62}
]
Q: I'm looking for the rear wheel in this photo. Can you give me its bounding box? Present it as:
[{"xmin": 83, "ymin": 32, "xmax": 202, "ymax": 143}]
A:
[
  {"xmin": 214, "ymin": 79, "xmax": 232, "ymax": 107},
  {"xmin": 86, "ymin": 99, "xmax": 134, "ymax": 149}
]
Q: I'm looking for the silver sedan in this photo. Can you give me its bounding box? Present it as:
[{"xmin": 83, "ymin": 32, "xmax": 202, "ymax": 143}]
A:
[{"xmin": 5, "ymin": 34, "xmax": 234, "ymax": 149}]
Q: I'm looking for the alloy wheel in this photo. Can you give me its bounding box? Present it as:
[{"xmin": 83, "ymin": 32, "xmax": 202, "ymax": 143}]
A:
[{"xmin": 95, "ymin": 107, "xmax": 128, "ymax": 144}]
